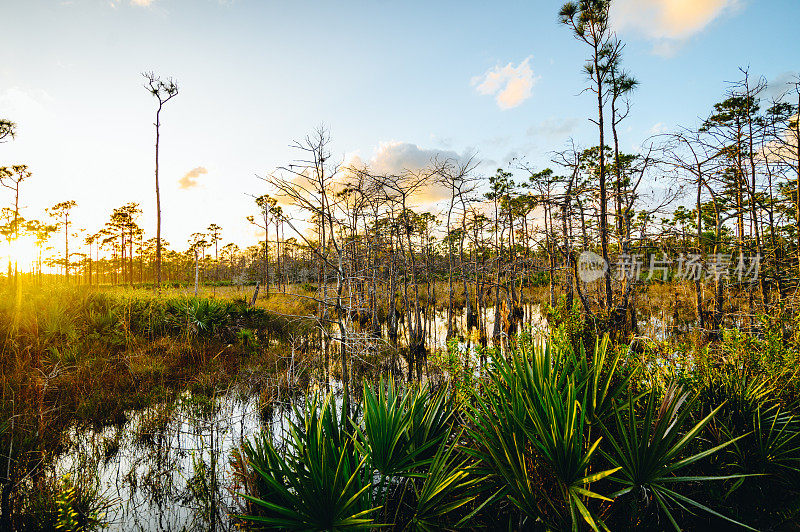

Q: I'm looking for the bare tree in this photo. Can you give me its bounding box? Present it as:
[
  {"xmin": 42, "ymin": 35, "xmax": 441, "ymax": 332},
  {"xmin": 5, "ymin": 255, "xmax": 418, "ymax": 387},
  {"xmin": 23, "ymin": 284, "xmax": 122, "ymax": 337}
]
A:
[
  {"xmin": 436, "ymin": 155, "xmax": 479, "ymax": 342},
  {"xmin": 265, "ymin": 126, "xmax": 354, "ymax": 416},
  {"xmin": 143, "ymin": 72, "xmax": 179, "ymax": 291},
  {"xmin": 377, "ymin": 167, "xmax": 435, "ymax": 381}
]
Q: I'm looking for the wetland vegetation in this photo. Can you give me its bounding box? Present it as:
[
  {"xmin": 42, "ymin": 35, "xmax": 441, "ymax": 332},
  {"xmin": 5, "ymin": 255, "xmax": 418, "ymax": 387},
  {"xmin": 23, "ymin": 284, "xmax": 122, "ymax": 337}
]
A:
[{"xmin": 3, "ymin": 0, "xmax": 800, "ymax": 530}]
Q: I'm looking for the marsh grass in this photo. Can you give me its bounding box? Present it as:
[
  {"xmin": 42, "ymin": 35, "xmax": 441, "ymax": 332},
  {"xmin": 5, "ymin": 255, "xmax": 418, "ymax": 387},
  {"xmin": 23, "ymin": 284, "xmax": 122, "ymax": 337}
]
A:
[{"xmin": 0, "ymin": 281, "xmax": 314, "ymax": 528}]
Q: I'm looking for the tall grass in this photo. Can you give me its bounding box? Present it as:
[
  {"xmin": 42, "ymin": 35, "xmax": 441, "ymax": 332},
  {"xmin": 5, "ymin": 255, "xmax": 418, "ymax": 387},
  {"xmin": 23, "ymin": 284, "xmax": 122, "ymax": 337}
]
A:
[{"xmin": 0, "ymin": 283, "xmax": 312, "ymax": 529}]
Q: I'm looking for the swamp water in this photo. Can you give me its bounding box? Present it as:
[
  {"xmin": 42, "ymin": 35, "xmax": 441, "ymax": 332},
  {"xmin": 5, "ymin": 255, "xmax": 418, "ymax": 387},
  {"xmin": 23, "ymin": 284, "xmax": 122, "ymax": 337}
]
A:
[
  {"xmin": 56, "ymin": 305, "xmax": 551, "ymax": 530},
  {"xmin": 58, "ymin": 392, "xmax": 271, "ymax": 531}
]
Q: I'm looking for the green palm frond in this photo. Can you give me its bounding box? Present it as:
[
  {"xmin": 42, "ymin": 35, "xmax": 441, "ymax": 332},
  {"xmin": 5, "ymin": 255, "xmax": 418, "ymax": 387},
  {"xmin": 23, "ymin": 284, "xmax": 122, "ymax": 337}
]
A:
[
  {"xmin": 467, "ymin": 337, "xmax": 619, "ymax": 531},
  {"xmin": 406, "ymin": 430, "xmax": 482, "ymax": 531},
  {"xmin": 602, "ymin": 384, "xmax": 756, "ymax": 531},
  {"xmin": 236, "ymin": 393, "xmax": 380, "ymax": 530}
]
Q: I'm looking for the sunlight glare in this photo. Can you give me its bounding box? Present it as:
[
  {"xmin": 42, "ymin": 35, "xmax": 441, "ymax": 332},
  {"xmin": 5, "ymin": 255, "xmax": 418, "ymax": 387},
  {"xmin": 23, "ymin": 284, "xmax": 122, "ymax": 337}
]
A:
[{"xmin": 5, "ymin": 236, "xmax": 39, "ymax": 270}]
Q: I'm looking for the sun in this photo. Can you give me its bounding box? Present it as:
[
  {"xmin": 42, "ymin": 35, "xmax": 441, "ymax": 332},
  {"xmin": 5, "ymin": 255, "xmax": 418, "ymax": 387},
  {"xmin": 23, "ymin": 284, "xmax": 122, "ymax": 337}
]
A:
[{"xmin": 5, "ymin": 236, "xmax": 40, "ymax": 271}]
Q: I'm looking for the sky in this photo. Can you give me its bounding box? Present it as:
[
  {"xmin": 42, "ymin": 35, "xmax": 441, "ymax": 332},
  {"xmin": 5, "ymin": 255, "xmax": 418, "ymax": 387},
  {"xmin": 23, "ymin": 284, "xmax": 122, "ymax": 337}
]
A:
[{"xmin": 0, "ymin": 0, "xmax": 798, "ymax": 264}]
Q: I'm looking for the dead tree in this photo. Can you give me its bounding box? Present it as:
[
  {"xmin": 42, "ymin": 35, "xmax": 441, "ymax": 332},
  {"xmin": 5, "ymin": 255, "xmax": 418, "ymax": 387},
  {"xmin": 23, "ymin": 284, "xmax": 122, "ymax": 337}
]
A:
[{"xmin": 143, "ymin": 72, "xmax": 179, "ymax": 291}]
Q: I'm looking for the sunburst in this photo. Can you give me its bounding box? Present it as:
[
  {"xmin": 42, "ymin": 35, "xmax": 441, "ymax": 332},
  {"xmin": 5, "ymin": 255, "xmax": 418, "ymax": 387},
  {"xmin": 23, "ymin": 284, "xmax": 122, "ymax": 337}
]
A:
[{"xmin": 5, "ymin": 235, "xmax": 40, "ymax": 270}]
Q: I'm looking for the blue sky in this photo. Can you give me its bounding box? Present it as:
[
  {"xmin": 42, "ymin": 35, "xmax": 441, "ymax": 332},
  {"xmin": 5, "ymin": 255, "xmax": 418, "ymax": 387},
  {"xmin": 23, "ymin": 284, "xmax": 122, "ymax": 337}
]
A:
[{"xmin": 0, "ymin": 0, "xmax": 798, "ymax": 258}]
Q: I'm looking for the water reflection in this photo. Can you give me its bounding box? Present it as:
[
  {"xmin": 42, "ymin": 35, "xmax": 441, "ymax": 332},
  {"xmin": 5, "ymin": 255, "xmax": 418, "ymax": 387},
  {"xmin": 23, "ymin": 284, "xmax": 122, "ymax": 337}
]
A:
[
  {"xmin": 58, "ymin": 392, "xmax": 261, "ymax": 531},
  {"xmin": 55, "ymin": 305, "xmax": 547, "ymax": 530}
]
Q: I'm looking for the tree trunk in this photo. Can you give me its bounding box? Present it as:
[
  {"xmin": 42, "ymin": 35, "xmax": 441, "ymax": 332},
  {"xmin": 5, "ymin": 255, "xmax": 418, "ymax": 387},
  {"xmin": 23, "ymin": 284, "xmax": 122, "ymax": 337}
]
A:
[
  {"xmin": 155, "ymin": 105, "xmax": 162, "ymax": 290},
  {"xmin": 593, "ymin": 42, "xmax": 613, "ymax": 311}
]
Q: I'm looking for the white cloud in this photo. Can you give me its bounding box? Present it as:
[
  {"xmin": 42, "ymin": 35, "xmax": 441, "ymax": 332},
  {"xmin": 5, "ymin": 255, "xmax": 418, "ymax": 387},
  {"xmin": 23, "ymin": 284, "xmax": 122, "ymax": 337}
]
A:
[
  {"xmin": 649, "ymin": 122, "xmax": 668, "ymax": 134},
  {"xmin": 766, "ymin": 71, "xmax": 800, "ymax": 100},
  {"xmin": 348, "ymin": 141, "xmax": 471, "ymax": 204},
  {"xmin": 178, "ymin": 166, "xmax": 208, "ymax": 189},
  {"xmin": 471, "ymin": 56, "xmax": 539, "ymax": 110},
  {"xmin": 369, "ymin": 141, "xmax": 461, "ymax": 175},
  {"xmin": 611, "ymin": 0, "xmax": 740, "ymax": 55}
]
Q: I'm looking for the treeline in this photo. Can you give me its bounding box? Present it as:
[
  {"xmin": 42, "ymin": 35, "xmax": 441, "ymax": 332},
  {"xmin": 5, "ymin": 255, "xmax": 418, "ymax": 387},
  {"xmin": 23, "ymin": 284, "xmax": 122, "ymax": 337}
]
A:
[{"xmin": 1, "ymin": 2, "xmax": 798, "ymax": 353}]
